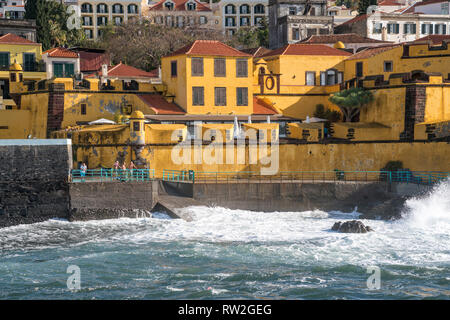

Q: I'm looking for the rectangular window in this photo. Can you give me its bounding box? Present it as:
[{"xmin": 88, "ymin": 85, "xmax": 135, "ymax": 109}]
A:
[
  {"xmin": 133, "ymin": 122, "xmax": 140, "ymax": 131},
  {"xmin": 0, "ymin": 52, "xmax": 9, "ymax": 69},
  {"xmin": 214, "ymin": 58, "xmax": 226, "ymax": 77},
  {"xmin": 171, "ymin": 61, "xmax": 177, "ymax": 77},
  {"xmin": 404, "ymin": 23, "xmax": 416, "ymax": 34},
  {"xmin": 81, "ymin": 103, "xmax": 86, "ymax": 115},
  {"xmin": 236, "ymin": 59, "xmax": 248, "ymax": 77},
  {"xmin": 289, "ymin": 7, "xmax": 297, "ymax": 15},
  {"xmin": 292, "ymin": 28, "xmax": 300, "ymax": 40},
  {"xmin": 305, "ymin": 71, "xmax": 315, "ymax": 86},
  {"xmin": 53, "ymin": 62, "xmax": 74, "ymax": 77},
  {"xmin": 192, "ymin": 87, "xmax": 204, "ymax": 106},
  {"xmin": 191, "ymin": 57, "xmax": 203, "ymax": 76},
  {"xmin": 214, "ymin": 87, "xmax": 226, "ymax": 106},
  {"xmin": 23, "ymin": 53, "xmax": 35, "ymax": 71},
  {"xmin": 320, "ymin": 72, "xmax": 326, "ymax": 85},
  {"xmin": 356, "ymin": 62, "xmax": 363, "ymax": 77},
  {"xmin": 387, "ymin": 23, "xmax": 399, "ymax": 34},
  {"xmin": 236, "ymin": 87, "xmax": 248, "ymax": 106},
  {"xmin": 338, "ymin": 72, "xmax": 343, "ymax": 84},
  {"xmin": 384, "ymin": 61, "xmax": 393, "ymax": 72},
  {"xmin": 373, "ymin": 22, "xmax": 382, "ymax": 34}
]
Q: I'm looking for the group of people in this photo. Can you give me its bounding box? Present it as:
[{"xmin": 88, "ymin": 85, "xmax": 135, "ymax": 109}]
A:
[{"xmin": 113, "ymin": 161, "xmax": 136, "ymax": 171}]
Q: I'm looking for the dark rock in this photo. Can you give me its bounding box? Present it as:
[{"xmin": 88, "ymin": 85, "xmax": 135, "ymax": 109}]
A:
[{"xmin": 331, "ymin": 220, "xmax": 374, "ymax": 233}]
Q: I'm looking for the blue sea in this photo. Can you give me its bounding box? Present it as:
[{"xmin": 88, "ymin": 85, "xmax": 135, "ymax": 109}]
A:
[{"xmin": 0, "ymin": 181, "xmax": 449, "ymax": 299}]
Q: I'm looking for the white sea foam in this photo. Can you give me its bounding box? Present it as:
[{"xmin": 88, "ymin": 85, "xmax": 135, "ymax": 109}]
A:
[{"xmin": 1, "ymin": 180, "xmax": 449, "ymax": 269}]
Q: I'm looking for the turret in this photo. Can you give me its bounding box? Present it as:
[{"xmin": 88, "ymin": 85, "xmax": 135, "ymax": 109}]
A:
[
  {"xmin": 129, "ymin": 110, "xmax": 147, "ymax": 166},
  {"xmin": 9, "ymin": 62, "xmax": 24, "ymax": 94}
]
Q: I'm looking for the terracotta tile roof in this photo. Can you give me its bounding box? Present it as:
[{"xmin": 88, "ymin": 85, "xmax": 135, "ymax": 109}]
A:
[
  {"xmin": 412, "ymin": 35, "xmax": 450, "ymax": 45},
  {"xmin": 138, "ymin": 94, "xmax": 185, "ymax": 115},
  {"xmin": 339, "ymin": 14, "xmax": 367, "ymax": 26},
  {"xmin": 85, "ymin": 62, "xmax": 159, "ymax": 78},
  {"xmin": 253, "ymin": 97, "xmax": 277, "ymax": 115},
  {"xmin": 240, "ymin": 47, "xmax": 272, "ymax": 57},
  {"xmin": 378, "ymin": 0, "xmax": 404, "ymax": 6},
  {"xmin": 43, "ymin": 47, "xmax": 79, "ymax": 58},
  {"xmin": 0, "ymin": 33, "xmax": 37, "ymax": 45},
  {"xmin": 150, "ymin": 0, "xmax": 211, "ymax": 12},
  {"xmin": 107, "ymin": 62, "xmax": 158, "ymax": 78},
  {"xmin": 346, "ymin": 44, "xmax": 401, "ymax": 60},
  {"xmin": 262, "ymin": 44, "xmax": 352, "ymax": 57},
  {"xmin": 299, "ymin": 33, "xmax": 390, "ymax": 44},
  {"xmin": 164, "ymin": 40, "xmax": 252, "ymax": 57}
]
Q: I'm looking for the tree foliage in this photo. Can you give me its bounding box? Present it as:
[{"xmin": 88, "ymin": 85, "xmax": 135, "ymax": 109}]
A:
[
  {"xmin": 229, "ymin": 18, "xmax": 269, "ymax": 49},
  {"xmin": 328, "ymin": 87, "xmax": 374, "ymax": 122},
  {"xmin": 25, "ymin": 0, "xmax": 85, "ymax": 50},
  {"xmin": 357, "ymin": 0, "xmax": 377, "ymax": 15},
  {"xmin": 84, "ymin": 20, "xmax": 226, "ymax": 72},
  {"xmin": 313, "ymin": 104, "xmax": 341, "ymax": 122}
]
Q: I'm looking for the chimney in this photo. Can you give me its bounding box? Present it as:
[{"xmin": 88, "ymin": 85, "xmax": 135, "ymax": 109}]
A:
[
  {"xmin": 101, "ymin": 64, "xmax": 108, "ymax": 77},
  {"xmin": 381, "ymin": 26, "xmax": 387, "ymax": 41}
]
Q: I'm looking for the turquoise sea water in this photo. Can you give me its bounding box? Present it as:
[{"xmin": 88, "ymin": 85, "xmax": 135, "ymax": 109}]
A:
[{"xmin": 0, "ymin": 181, "xmax": 449, "ymax": 300}]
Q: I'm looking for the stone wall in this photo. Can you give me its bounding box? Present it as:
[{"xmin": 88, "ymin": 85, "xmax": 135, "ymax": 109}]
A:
[
  {"xmin": 0, "ymin": 139, "xmax": 72, "ymax": 228},
  {"xmin": 69, "ymin": 181, "xmax": 155, "ymax": 221}
]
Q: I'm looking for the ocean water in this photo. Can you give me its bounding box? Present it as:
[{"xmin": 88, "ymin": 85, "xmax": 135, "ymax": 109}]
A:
[{"xmin": 0, "ymin": 181, "xmax": 449, "ymax": 300}]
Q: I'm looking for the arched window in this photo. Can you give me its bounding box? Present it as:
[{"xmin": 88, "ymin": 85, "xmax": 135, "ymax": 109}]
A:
[
  {"xmin": 112, "ymin": 4, "xmax": 123, "ymax": 14},
  {"xmin": 186, "ymin": 1, "xmax": 196, "ymax": 11},
  {"xmin": 254, "ymin": 4, "xmax": 265, "ymax": 14},
  {"xmin": 240, "ymin": 4, "xmax": 250, "ymax": 14},
  {"xmin": 225, "ymin": 4, "xmax": 236, "ymax": 14},
  {"xmin": 97, "ymin": 3, "xmax": 108, "ymax": 14},
  {"xmin": 128, "ymin": 4, "xmax": 138, "ymax": 14},
  {"xmin": 81, "ymin": 3, "xmax": 93, "ymax": 13},
  {"xmin": 164, "ymin": 1, "xmax": 174, "ymax": 11}
]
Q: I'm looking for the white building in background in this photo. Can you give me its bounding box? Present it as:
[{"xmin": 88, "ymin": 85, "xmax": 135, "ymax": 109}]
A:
[
  {"xmin": 220, "ymin": 0, "xmax": 268, "ymax": 36},
  {"xmin": 0, "ymin": 0, "xmax": 25, "ymax": 19},
  {"xmin": 77, "ymin": 0, "xmax": 143, "ymax": 40},
  {"xmin": 335, "ymin": 0, "xmax": 450, "ymax": 43}
]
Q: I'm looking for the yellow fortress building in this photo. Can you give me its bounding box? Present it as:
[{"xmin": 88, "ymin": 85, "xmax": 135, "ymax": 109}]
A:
[{"xmin": 1, "ymin": 37, "xmax": 449, "ymax": 174}]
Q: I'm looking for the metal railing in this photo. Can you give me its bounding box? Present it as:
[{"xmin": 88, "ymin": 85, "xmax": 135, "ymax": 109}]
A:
[
  {"xmin": 162, "ymin": 169, "xmax": 195, "ymax": 182},
  {"xmin": 71, "ymin": 168, "xmax": 155, "ymax": 182},
  {"xmin": 189, "ymin": 170, "xmax": 449, "ymax": 185}
]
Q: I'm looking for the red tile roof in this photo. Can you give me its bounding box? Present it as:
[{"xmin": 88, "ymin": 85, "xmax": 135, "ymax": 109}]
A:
[
  {"xmin": 339, "ymin": 14, "xmax": 367, "ymax": 27},
  {"xmin": 412, "ymin": 35, "xmax": 450, "ymax": 45},
  {"xmin": 347, "ymin": 44, "xmax": 401, "ymax": 60},
  {"xmin": 240, "ymin": 47, "xmax": 272, "ymax": 57},
  {"xmin": 85, "ymin": 62, "xmax": 159, "ymax": 78},
  {"xmin": 138, "ymin": 94, "xmax": 185, "ymax": 115},
  {"xmin": 0, "ymin": 33, "xmax": 37, "ymax": 45},
  {"xmin": 107, "ymin": 62, "xmax": 158, "ymax": 78},
  {"xmin": 165, "ymin": 40, "xmax": 252, "ymax": 57},
  {"xmin": 378, "ymin": 0, "xmax": 404, "ymax": 6},
  {"xmin": 299, "ymin": 33, "xmax": 390, "ymax": 44},
  {"xmin": 262, "ymin": 44, "xmax": 352, "ymax": 57},
  {"xmin": 43, "ymin": 47, "xmax": 79, "ymax": 58},
  {"xmin": 253, "ymin": 97, "xmax": 277, "ymax": 115},
  {"xmin": 150, "ymin": 0, "xmax": 211, "ymax": 12}
]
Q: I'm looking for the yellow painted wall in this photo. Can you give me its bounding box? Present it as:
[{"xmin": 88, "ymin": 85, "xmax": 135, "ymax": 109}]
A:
[
  {"xmin": 162, "ymin": 54, "xmax": 253, "ymax": 115},
  {"xmin": 71, "ymin": 141, "xmax": 450, "ymax": 176},
  {"xmin": 0, "ymin": 110, "xmax": 32, "ymax": 138}
]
